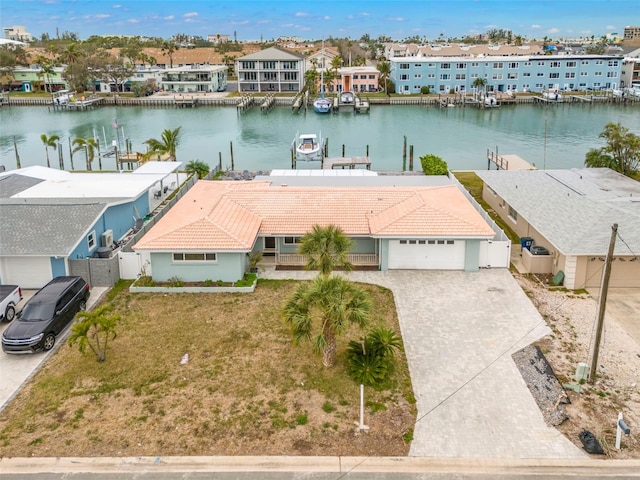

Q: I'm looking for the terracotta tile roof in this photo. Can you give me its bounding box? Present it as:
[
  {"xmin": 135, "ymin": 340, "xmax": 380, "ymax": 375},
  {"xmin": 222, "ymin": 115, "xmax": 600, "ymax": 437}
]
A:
[{"xmin": 134, "ymin": 181, "xmax": 494, "ymax": 251}]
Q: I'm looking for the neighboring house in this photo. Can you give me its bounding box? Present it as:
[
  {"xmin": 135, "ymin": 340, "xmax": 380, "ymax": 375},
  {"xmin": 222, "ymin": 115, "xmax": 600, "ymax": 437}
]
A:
[
  {"xmin": 3, "ymin": 25, "xmax": 33, "ymax": 42},
  {"xmin": 476, "ymin": 168, "xmax": 640, "ymax": 289},
  {"xmin": 236, "ymin": 46, "xmax": 305, "ymax": 93},
  {"xmin": 0, "ymin": 163, "xmax": 182, "ymax": 288},
  {"xmin": 306, "ymin": 46, "xmax": 340, "ymax": 71},
  {"xmin": 161, "ymin": 64, "xmax": 227, "ymax": 93},
  {"xmin": 133, "ymin": 174, "xmax": 501, "ymax": 283},
  {"xmin": 389, "ymin": 54, "xmax": 625, "ymax": 94},
  {"xmin": 333, "ymin": 66, "xmax": 380, "ymax": 93},
  {"xmin": 383, "ymin": 42, "xmax": 544, "ymax": 60},
  {"xmin": 11, "ymin": 66, "xmax": 67, "ymax": 92}
]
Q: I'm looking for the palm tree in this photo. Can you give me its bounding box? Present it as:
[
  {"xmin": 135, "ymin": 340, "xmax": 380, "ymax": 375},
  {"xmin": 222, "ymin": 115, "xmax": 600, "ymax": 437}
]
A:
[
  {"xmin": 68, "ymin": 305, "xmax": 120, "ymax": 362},
  {"xmin": 472, "ymin": 77, "xmax": 487, "ymax": 97},
  {"xmin": 36, "ymin": 57, "xmax": 56, "ymax": 93},
  {"xmin": 299, "ymin": 225, "xmax": 353, "ymax": 276},
  {"xmin": 161, "ymin": 41, "xmax": 179, "ymax": 68},
  {"xmin": 40, "ymin": 133, "xmax": 60, "ymax": 168},
  {"xmin": 144, "ymin": 127, "xmax": 182, "ymax": 161},
  {"xmin": 377, "ymin": 60, "xmax": 390, "ymax": 95},
  {"xmin": 72, "ymin": 137, "xmax": 99, "ymax": 170},
  {"xmin": 185, "ymin": 159, "xmax": 210, "ymax": 179},
  {"xmin": 305, "ymin": 68, "xmax": 320, "ymax": 95},
  {"xmin": 283, "ymin": 275, "xmax": 370, "ymax": 367}
]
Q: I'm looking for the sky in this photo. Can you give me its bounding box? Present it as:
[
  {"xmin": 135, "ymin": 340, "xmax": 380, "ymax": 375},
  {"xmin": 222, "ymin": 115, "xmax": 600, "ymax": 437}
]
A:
[{"xmin": 2, "ymin": 0, "xmax": 638, "ymax": 42}]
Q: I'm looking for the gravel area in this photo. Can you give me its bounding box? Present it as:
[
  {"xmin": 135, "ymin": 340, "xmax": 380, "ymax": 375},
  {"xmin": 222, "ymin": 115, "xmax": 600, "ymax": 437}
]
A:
[{"xmin": 515, "ymin": 273, "xmax": 640, "ymax": 458}]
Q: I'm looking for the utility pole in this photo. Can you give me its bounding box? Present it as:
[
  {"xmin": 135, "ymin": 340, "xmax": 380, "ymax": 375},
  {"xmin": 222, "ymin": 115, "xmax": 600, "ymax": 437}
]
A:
[{"xmin": 589, "ymin": 223, "xmax": 618, "ymax": 384}]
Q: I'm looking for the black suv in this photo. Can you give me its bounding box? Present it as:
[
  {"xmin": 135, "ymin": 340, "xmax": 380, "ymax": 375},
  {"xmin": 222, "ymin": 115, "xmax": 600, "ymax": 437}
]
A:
[{"xmin": 2, "ymin": 276, "xmax": 90, "ymax": 353}]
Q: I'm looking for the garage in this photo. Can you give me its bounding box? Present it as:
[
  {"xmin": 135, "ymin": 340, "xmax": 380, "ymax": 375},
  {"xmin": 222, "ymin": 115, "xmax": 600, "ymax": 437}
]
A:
[
  {"xmin": 1, "ymin": 256, "xmax": 52, "ymax": 288},
  {"xmin": 388, "ymin": 239, "xmax": 466, "ymax": 270}
]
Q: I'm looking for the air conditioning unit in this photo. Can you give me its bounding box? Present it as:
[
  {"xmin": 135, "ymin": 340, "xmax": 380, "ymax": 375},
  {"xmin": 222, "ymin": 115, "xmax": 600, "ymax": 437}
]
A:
[{"xmin": 101, "ymin": 230, "xmax": 114, "ymax": 248}]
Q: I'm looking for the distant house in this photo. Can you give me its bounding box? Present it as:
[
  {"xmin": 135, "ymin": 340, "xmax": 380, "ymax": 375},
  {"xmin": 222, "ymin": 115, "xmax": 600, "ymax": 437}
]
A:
[
  {"xmin": 161, "ymin": 64, "xmax": 227, "ymax": 93},
  {"xmin": 476, "ymin": 168, "xmax": 640, "ymax": 289},
  {"xmin": 133, "ymin": 174, "xmax": 503, "ymax": 283},
  {"xmin": 236, "ymin": 46, "xmax": 305, "ymax": 93},
  {"xmin": 334, "ymin": 66, "xmax": 380, "ymax": 93},
  {"xmin": 0, "ymin": 164, "xmax": 182, "ymax": 288},
  {"xmin": 11, "ymin": 66, "xmax": 67, "ymax": 92}
]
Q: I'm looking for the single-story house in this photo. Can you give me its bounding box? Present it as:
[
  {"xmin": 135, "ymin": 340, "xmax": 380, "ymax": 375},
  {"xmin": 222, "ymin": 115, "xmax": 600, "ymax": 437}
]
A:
[
  {"xmin": 133, "ymin": 176, "xmax": 502, "ymax": 283},
  {"xmin": 0, "ymin": 164, "xmax": 182, "ymax": 288},
  {"xmin": 476, "ymin": 168, "xmax": 640, "ymax": 289}
]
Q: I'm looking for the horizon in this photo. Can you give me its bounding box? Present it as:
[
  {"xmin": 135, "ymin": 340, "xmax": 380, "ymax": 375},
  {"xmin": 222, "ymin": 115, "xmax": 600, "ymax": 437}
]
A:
[{"xmin": 2, "ymin": 0, "xmax": 637, "ymax": 42}]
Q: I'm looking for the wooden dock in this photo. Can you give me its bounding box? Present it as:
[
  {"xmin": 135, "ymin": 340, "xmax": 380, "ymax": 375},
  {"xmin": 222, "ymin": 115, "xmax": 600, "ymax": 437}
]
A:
[
  {"xmin": 487, "ymin": 149, "xmax": 536, "ymax": 171},
  {"xmin": 174, "ymin": 96, "xmax": 198, "ymax": 108},
  {"xmin": 52, "ymin": 94, "xmax": 104, "ymax": 111},
  {"xmin": 322, "ymin": 156, "xmax": 371, "ymax": 170}
]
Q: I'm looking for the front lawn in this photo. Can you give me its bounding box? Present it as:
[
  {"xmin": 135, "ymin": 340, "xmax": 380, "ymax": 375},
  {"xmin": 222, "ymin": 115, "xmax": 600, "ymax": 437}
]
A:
[{"xmin": 0, "ymin": 279, "xmax": 415, "ymax": 457}]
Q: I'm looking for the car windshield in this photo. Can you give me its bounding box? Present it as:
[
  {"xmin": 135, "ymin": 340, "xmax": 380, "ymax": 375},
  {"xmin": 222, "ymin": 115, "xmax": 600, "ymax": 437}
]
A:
[{"xmin": 20, "ymin": 303, "xmax": 55, "ymax": 322}]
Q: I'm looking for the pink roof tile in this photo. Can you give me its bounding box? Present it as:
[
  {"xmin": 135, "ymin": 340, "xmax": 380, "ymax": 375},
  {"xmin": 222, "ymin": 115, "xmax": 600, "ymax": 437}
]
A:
[{"xmin": 134, "ymin": 181, "xmax": 494, "ymax": 251}]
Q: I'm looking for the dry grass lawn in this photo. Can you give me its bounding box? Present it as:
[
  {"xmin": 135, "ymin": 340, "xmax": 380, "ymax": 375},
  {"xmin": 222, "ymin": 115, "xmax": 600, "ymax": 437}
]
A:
[{"xmin": 0, "ymin": 279, "xmax": 416, "ymax": 457}]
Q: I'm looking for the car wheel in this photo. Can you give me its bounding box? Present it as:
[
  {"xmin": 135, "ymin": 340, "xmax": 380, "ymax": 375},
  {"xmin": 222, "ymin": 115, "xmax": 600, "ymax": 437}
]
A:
[
  {"xmin": 43, "ymin": 333, "xmax": 56, "ymax": 351},
  {"xmin": 79, "ymin": 300, "xmax": 87, "ymax": 312},
  {"xmin": 4, "ymin": 305, "xmax": 15, "ymax": 323}
]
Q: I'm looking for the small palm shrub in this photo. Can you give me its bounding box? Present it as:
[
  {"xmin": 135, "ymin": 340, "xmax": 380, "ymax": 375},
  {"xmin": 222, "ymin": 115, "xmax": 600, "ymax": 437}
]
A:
[{"xmin": 347, "ymin": 327, "xmax": 403, "ymax": 386}]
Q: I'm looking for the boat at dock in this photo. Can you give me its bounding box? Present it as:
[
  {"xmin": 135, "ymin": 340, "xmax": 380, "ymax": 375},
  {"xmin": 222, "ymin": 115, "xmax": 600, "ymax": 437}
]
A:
[
  {"xmin": 293, "ymin": 132, "xmax": 323, "ymax": 161},
  {"xmin": 313, "ymin": 89, "xmax": 332, "ymax": 114},
  {"xmin": 340, "ymin": 91, "xmax": 354, "ymax": 104}
]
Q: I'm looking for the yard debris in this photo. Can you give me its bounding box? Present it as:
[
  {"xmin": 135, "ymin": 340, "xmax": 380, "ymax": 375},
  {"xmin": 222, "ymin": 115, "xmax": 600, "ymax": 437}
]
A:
[{"xmin": 180, "ymin": 353, "xmax": 189, "ymax": 365}]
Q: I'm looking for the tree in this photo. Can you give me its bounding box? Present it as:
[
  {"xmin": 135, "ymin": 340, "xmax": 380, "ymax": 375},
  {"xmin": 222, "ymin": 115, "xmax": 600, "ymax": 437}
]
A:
[
  {"xmin": 40, "ymin": 134, "xmax": 60, "ymax": 168},
  {"xmin": 283, "ymin": 274, "xmax": 370, "ymax": 367},
  {"xmin": 99, "ymin": 53, "xmax": 136, "ymax": 92},
  {"xmin": 185, "ymin": 159, "xmax": 210, "ymax": 179},
  {"xmin": 347, "ymin": 327, "xmax": 403, "ymax": 386},
  {"xmin": 144, "ymin": 127, "xmax": 182, "ymax": 161},
  {"xmin": 584, "ymin": 122, "xmax": 640, "ymax": 177},
  {"xmin": 299, "ymin": 225, "xmax": 353, "ymax": 276},
  {"xmin": 420, "ymin": 154, "xmax": 449, "ymax": 175},
  {"xmin": 72, "ymin": 137, "xmax": 99, "ymax": 170},
  {"xmin": 377, "ymin": 60, "xmax": 390, "ymax": 94},
  {"xmin": 304, "ymin": 67, "xmax": 320, "ymax": 95},
  {"xmin": 35, "ymin": 56, "xmax": 56, "ymax": 93},
  {"xmin": 161, "ymin": 41, "xmax": 180, "ymax": 68},
  {"xmin": 472, "ymin": 77, "xmax": 487, "ymax": 95},
  {"xmin": 68, "ymin": 305, "xmax": 119, "ymax": 362}
]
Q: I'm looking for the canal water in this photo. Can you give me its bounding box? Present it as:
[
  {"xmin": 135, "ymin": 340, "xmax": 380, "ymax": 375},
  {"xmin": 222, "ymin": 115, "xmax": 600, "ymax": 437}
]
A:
[{"xmin": 1, "ymin": 103, "xmax": 638, "ymax": 172}]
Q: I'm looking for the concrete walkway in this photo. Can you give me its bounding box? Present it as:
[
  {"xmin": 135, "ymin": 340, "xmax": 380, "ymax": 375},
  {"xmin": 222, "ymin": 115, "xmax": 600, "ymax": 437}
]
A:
[{"xmin": 262, "ymin": 268, "xmax": 584, "ymax": 459}]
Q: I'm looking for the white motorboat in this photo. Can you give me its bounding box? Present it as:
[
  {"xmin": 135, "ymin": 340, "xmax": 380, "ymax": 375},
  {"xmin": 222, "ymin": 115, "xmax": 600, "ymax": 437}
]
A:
[
  {"xmin": 340, "ymin": 91, "xmax": 354, "ymax": 104},
  {"xmin": 294, "ymin": 132, "xmax": 323, "ymax": 161}
]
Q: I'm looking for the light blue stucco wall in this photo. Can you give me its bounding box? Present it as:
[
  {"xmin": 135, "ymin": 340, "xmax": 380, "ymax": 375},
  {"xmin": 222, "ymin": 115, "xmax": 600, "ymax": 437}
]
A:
[
  {"xmin": 390, "ymin": 55, "xmax": 623, "ymax": 94},
  {"xmin": 276, "ymin": 237, "xmax": 376, "ymax": 254},
  {"xmin": 150, "ymin": 252, "xmax": 245, "ymax": 282},
  {"xmin": 50, "ymin": 257, "xmax": 66, "ymax": 277},
  {"xmin": 464, "ymin": 240, "xmax": 481, "ymax": 272},
  {"xmin": 379, "ymin": 239, "xmax": 389, "ymax": 271}
]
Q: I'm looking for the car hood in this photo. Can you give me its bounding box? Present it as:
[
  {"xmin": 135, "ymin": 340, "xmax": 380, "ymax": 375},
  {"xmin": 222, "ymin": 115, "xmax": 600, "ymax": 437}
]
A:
[{"xmin": 2, "ymin": 320, "xmax": 49, "ymax": 340}]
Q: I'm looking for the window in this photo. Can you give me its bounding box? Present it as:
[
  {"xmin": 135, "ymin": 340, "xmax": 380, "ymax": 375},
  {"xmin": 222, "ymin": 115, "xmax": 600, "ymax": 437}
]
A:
[
  {"xmin": 282, "ymin": 61, "xmax": 297, "ymax": 69},
  {"xmin": 399, "ymin": 240, "xmax": 407, "ymax": 244},
  {"xmin": 471, "ymin": 62, "xmax": 479, "ymax": 67},
  {"xmin": 566, "ymin": 61, "xmax": 576, "ymax": 68},
  {"xmin": 440, "ymin": 73, "xmax": 450, "ymax": 80},
  {"xmin": 608, "ymin": 60, "xmax": 618, "ymax": 67},
  {"xmin": 595, "ymin": 60, "xmax": 603, "ymax": 65},
  {"xmin": 400, "ymin": 74, "xmax": 409, "ymax": 81},
  {"xmin": 508, "ymin": 62, "xmax": 519, "ymax": 69},
  {"xmin": 493, "ymin": 62, "xmax": 503, "ymax": 69},
  {"xmin": 437, "ymin": 240, "xmax": 445, "ymax": 245},
  {"xmin": 414, "ymin": 73, "xmax": 422, "ymax": 79},
  {"xmin": 492, "ymin": 73, "xmax": 503, "ymax": 80},
  {"xmin": 549, "ymin": 72, "xmax": 560, "ymax": 79},
  {"xmin": 594, "ymin": 72, "xmax": 602, "ymax": 76},
  {"xmin": 524, "ymin": 61, "xmax": 532, "ymax": 67},
  {"xmin": 508, "ymin": 206, "xmax": 518, "ymax": 221},
  {"xmin": 455, "ymin": 73, "xmax": 466, "ymax": 80},
  {"xmin": 446, "ymin": 240, "xmax": 455, "ymax": 245},
  {"xmin": 550, "ymin": 61, "xmax": 561, "ymax": 68},
  {"xmin": 284, "ymin": 237, "xmax": 301, "ymax": 244},
  {"xmin": 263, "ymin": 72, "xmax": 277, "ymax": 81},
  {"xmin": 428, "ymin": 240, "xmax": 436, "ymax": 244},
  {"xmin": 409, "ymin": 240, "xmax": 417, "ymax": 244},
  {"xmin": 418, "ymin": 240, "xmax": 426, "ymax": 244},
  {"xmin": 241, "ymin": 61, "xmax": 255, "ymax": 69},
  {"xmin": 581, "ymin": 60, "xmax": 589, "ymax": 65},
  {"xmin": 87, "ymin": 231, "xmax": 96, "ymax": 250},
  {"xmin": 441, "ymin": 63, "xmax": 451, "ymax": 69},
  {"xmin": 261, "ymin": 61, "xmax": 276, "ymax": 69},
  {"xmin": 172, "ymin": 253, "xmax": 217, "ymax": 262},
  {"xmin": 283, "ymin": 72, "xmax": 297, "ymax": 81},
  {"xmin": 537, "ymin": 72, "xmax": 545, "ymax": 77},
  {"xmin": 399, "ymin": 63, "xmax": 410, "ymax": 70},
  {"xmin": 507, "ymin": 73, "xmax": 518, "ymax": 79},
  {"xmin": 607, "ymin": 71, "xmax": 618, "ymax": 78},
  {"xmin": 565, "ymin": 72, "xmax": 575, "ymax": 78},
  {"xmin": 523, "ymin": 72, "xmax": 531, "ymax": 77},
  {"xmin": 456, "ymin": 63, "xmax": 466, "ymax": 69}
]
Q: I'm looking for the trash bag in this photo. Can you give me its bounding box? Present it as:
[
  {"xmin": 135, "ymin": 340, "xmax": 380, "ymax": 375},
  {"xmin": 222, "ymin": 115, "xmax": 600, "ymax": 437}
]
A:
[{"xmin": 578, "ymin": 429, "xmax": 605, "ymax": 454}]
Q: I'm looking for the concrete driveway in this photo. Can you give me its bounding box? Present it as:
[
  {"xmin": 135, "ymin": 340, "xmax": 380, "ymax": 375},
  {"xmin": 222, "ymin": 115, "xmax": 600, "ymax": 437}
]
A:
[
  {"xmin": 263, "ymin": 268, "xmax": 584, "ymax": 459},
  {"xmin": 588, "ymin": 287, "xmax": 640, "ymax": 346},
  {"xmin": 0, "ymin": 287, "xmax": 107, "ymax": 412}
]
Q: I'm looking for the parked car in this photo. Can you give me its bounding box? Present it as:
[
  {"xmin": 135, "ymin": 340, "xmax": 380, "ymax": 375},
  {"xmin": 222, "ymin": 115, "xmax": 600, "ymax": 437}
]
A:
[
  {"xmin": 1, "ymin": 277, "xmax": 90, "ymax": 353},
  {"xmin": 0, "ymin": 285, "xmax": 22, "ymax": 323}
]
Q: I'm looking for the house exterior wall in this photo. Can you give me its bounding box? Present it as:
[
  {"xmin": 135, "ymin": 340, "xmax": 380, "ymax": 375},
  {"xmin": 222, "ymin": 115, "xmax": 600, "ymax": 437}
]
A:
[
  {"xmin": 379, "ymin": 239, "xmax": 390, "ymax": 271},
  {"xmin": 51, "ymin": 257, "xmax": 66, "ymax": 277},
  {"xmin": 237, "ymin": 58, "xmax": 304, "ymax": 93},
  {"xmin": 161, "ymin": 66, "xmax": 227, "ymax": 93},
  {"xmin": 390, "ymin": 55, "xmax": 623, "ymax": 94},
  {"xmin": 149, "ymin": 252, "xmax": 245, "ymax": 282},
  {"xmin": 464, "ymin": 239, "xmax": 481, "ymax": 272}
]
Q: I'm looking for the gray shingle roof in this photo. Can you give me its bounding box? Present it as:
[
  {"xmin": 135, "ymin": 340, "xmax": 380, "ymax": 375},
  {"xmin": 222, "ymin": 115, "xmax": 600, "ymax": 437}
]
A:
[
  {"xmin": 476, "ymin": 168, "xmax": 640, "ymax": 256},
  {"xmin": 0, "ymin": 201, "xmax": 107, "ymax": 255},
  {"xmin": 238, "ymin": 46, "xmax": 304, "ymax": 61},
  {"xmin": 0, "ymin": 174, "xmax": 44, "ymax": 198}
]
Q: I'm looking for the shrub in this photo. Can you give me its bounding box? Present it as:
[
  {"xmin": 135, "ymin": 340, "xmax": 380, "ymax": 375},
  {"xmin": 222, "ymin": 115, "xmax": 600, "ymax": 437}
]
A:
[
  {"xmin": 347, "ymin": 327, "xmax": 403, "ymax": 386},
  {"xmin": 420, "ymin": 86, "xmax": 430, "ymax": 94},
  {"xmin": 420, "ymin": 154, "xmax": 449, "ymax": 175}
]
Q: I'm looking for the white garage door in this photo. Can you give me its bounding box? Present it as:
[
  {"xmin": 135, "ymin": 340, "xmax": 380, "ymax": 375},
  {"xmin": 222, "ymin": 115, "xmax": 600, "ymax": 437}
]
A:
[
  {"xmin": 1, "ymin": 257, "xmax": 52, "ymax": 289},
  {"xmin": 388, "ymin": 239, "xmax": 466, "ymax": 270}
]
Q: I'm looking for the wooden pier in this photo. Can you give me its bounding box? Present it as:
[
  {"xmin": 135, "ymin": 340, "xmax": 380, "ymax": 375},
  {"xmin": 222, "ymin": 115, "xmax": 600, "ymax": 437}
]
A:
[
  {"xmin": 487, "ymin": 149, "xmax": 536, "ymax": 171},
  {"xmin": 174, "ymin": 96, "xmax": 198, "ymax": 108},
  {"xmin": 51, "ymin": 93, "xmax": 104, "ymax": 111},
  {"xmin": 322, "ymin": 156, "xmax": 371, "ymax": 170},
  {"xmin": 236, "ymin": 93, "xmax": 255, "ymax": 111},
  {"xmin": 260, "ymin": 93, "xmax": 276, "ymax": 112}
]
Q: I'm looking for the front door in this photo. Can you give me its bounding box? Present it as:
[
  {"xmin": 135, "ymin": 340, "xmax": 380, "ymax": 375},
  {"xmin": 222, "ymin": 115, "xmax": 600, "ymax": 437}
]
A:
[
  {"xmin": 344, "ymin": 75, "xmax": 351, "ymax": 93},
  {"xmin": 264, "ymin": 237, "xmax": 276, "ymax": 256}
]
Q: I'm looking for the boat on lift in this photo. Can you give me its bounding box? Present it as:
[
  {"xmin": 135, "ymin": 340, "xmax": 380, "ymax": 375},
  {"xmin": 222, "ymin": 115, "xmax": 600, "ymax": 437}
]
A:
[{"xmin": 293, "ymin": 131, "xmax": 323, "ymax": 161}]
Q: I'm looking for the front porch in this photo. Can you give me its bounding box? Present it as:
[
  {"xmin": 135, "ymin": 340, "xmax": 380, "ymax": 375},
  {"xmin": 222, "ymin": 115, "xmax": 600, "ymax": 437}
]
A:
[{"xmin": 267, "ymin": 253, "xmax": 380, "ymax": 270}]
